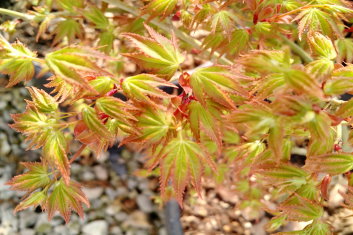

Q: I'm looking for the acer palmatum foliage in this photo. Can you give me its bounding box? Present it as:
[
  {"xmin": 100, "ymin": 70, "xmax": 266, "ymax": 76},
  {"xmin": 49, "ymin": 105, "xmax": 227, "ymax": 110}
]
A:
[{"xmin": 2, "ymin": 0, "xmax": 353, "ymax": 233}]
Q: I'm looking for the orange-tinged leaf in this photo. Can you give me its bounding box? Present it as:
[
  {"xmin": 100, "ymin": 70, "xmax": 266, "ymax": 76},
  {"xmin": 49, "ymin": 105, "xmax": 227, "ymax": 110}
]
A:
[
  {"xmin": 190, "ymin": 66, "xmax": 248, "ymax": 108},
  {"xmin": 307, "ymin": 32, "xmax": 337, "ymax": 60},
  {"xmin": 188, "ymin": 100, "xmax": 221, "ymax": 148},
  {"xmin": 121, "ymin": 74, "xmax": 176, "ymax": 105},
  {"xmin": 46, "ymin": 179, "xmax": 89, "ymax": 223},
  {"xmin": 304, "ymin": 153, "xmax": 353, "ymax": 175},
  {"xmin": 82, "ymin": 106, "xmax": 113, "ymax": 140},
  {"xmin": 278, "ymin": 195, "xmax": 323, "ymax": 222},
  {"xmin": 95, "ymin": 96, "xmax": 137, "ymax": 122},
  {"xmin": 335, "ymin": 38, "xmax": 353, "ymax": 63},
  {"xmin": 122, "ymin": 24, "xmax": 184, "ymax": 79},
  {"xmin": 336, "ymin": 99, "xmax": 353, "ymax": 118},
  {"xmin": 43, "ymin": 131, "xmax": 70, "ymax": 184},
  {"xmin": 6, "ymin": 162, "xmax": 51, "ymax": 191},
  {"xmin": 0, "ymin": 59, "xmax": 35, "ymax": 87},
  {"xmin": 284, "ymin": 69, "xmax": 323, "ymax": 97},
  {"xmin": 14, "ymin": 191, "xmax": 47, "ymax": 213},
  {"xmin": 27, "ymin": 87, "xmax": 58, "ymax": 113},
  {"xmin": 141, "ymin": 0, "xmax": 178, "ymax": 20}
]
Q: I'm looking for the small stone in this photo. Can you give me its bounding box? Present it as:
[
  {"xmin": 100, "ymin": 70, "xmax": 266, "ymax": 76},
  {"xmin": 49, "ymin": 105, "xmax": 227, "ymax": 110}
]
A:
[
  {"xmin": 194, "ymin": 206, "xmax": 208, "ymax": 217},
  {"xmin": 19, "ymin": 210, "xmax": 37, "ymax": 229},
  {"xmin": 82, "ymin": 220, "xmax": 108, "ymax": 235},
  {"xmin": 82, "ymin": 187, "xmax": 104, "ymax": 200},
  {"xmin": 20, "ymin": 229, "xmax": 35, "ymax": 235},
  {"xmin": 329, "ymin": 183, "xmax": 346, "ymax": 209},
  {"xmin": 110, "ymin": 226, "xmax": 123, "ymax": 235},
  {"xmin": 81, "ymin": 171, "xmax": 95, "ymax": 181},
  {"xmin": 136, "ymin": 195, "xmax": 154, "ymax": 213},
  {"xmin": 93, "ymin": 165, "xmax": 108, "ymax": 181},
  {"xmin": 105, "ymin": 204, "xmax": 120, "ymax": 215},
  {"xmin": 122, "ymin": 211, "xmax": 151, "ymax": 230},
  {"xmin": 115, "ymin": 212, "xmax": 128, "ymax": 222},
  {"xmin": 54, "ymin": 225, "xmax": 70, "ymax": 234}
]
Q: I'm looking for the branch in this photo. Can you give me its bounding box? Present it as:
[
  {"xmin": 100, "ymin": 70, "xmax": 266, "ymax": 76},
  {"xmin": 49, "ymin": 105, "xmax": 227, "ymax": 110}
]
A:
[
  {"xmin": 0, "ymin": 8, "xmax": 35, "ymax": 21},
  {"xmin": 277, "ymin": 33, "xmax": 313, "ymax": 64}
]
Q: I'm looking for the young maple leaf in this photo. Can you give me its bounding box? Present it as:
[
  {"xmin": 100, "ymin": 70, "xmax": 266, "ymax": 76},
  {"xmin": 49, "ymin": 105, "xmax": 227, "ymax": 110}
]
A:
[
  {"xmin": 7, "ymin": 162, "xmax": 51, "ymax": 191},
  {"xmin": 190, "ymin": 66, "xmax": 249, "ymax": 108},
  {"xmin": 121, "ymin": 74, "xmax": 177, "ymax": 106},
  {"xmin": 158, "ymin": 131, "xmax": 216, "ymax": 205},
  {"xmin": 82, "ymin": 106, "xmax": 114, "ymax": 141},
  {"xmin": 122, "ymin": 24, "xmax": 184, "ymax": 79},
  {"xmin": 10, "ymin": 105, "xmax": 55, "ymax": 149},
  {"xmin": 335, "ymin": 38, "xmax": 353, "ymax": 63},
  {"xmin": 0, "ymin": 36, "xmax": 37, "ymax": 87},
  {"xmin": 45, "ymin": 47, "xmax": 110, "ymax": 91},
  {"xmin": 304, "ymin": 153, "xmax": 353, "ymax": 175},
  {"xmin": 26, "ymin": 87, "xmax": 59, "ymax": 113},
  {"xmin": 43, "ymin": 131, "xmax": 70, "ymax": 184},
  {"xmin": 45, "ymin": 179, "xmax": 90, "ymax": 223},
  {"xmin": 141, "ymin": 0, "xmax": 178, "ymax": 20},
  {"xmin": 52, "ymin": 19, "xmax": 83, "ymax": 46}
]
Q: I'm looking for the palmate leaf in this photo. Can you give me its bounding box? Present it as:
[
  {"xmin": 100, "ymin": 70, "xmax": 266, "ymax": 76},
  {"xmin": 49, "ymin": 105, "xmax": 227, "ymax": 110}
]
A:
[
  {"xmin": 43, "ymin": 131, "xmax": 70, "ymax": 184},
  {"xmin": 335, "ymin": 38, "xmax": 353, "ymax": 63},
  {"xmin": 135, "ymin": 108, "xmax": 174, "ymax": 144},
  {"xmin": 278, "ymin": 195, "xmax": 323, "ymax": 222},
  {"xmin": 141, "ymin": 0, "xmax": 178, "ymax": 20},
  {"xmin": 122, "ymin": 24, "xmax": 184, "ymax": 79},
  {"xmin": 324, "ymin": 65, "xmax": 353, "ymax": 95},
  {"xmin": 82, "ymin": 106, "xmax": 113, "ymax": 140},
  {"xmin": 14, "ymin": 191, "xmax": 47, "ymax": 213},
  {"xmin": 10, "ymin": 105, "xmax": 55, "ymax": 149},
  {"xmin": 0, "ymin": 37, "xmax": 37, "ymax": 87},
  {"xmin": 210, "ymin": 10, "xmax": 233, "ymax": 34},
  {"xmin": 6, "ymin": 162, "xmax": 51, "ymax": 191},
  {"xmin": 26, "ymin": 87, "xmax": 58, "ymax": 113},
  {"xmin": 121, "ymin": 74, "xmax": 176, "ymax": 105},
  {"xmin": 45, "ymin": 47, "xmax": 107, "ymax": 91},
  {"xmin": 336, "ymin": 98, "xmax": 353, "ymax": 118},
  {"xmin": 45, "ymin": 179, "xmax": 89, "ymax": 223},
  {"xmin": 305, "ymin": 59, "xmax": 334, "ymax": 82},
  {"xmin": 304, "ymin": 153, "xmax": 353, "ymax": 175},
  {"xmin": 190, "ymin": 66, "xmax": 249, "ymax": 108},
  {"xmin": 307, "ymin": 32, "xmax": 337, "ymax": 60},
  {"xmin": 84, "ymin": 6, "xmax": 110, "ymax": 29},
  {"xmin": 188, "ymin": 100, "xmax": 222, "ymax": 148},
  {"xmin": 284, "ymin": 69, "xmax": 323, "ymax": 98},
  {"xmin": 159, "ymin": 131, "xmax": 216, "ymax": 205},
  {"xmin": 52, "ymin": 19, "xmax": 83, "ymax": 45},
  {"xmin": 45, "ymin": 76, "xmax": 76, "ymax": 103}
]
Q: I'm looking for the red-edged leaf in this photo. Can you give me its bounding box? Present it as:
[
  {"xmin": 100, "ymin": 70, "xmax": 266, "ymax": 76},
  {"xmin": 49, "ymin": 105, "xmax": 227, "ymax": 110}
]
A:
[{"xmin": 304, "ymin": 153, "xmax": 353, "ymax": 175}]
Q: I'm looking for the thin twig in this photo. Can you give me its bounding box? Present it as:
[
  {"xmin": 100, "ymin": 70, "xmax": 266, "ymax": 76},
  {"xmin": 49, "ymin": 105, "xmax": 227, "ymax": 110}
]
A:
[
  {"xmin": 277, "ymin": 33, "xmax": 313, "ymax": 64},
  {"xmin": 69, "ymin": 144, "xmax": 87, "ymax": 163},
  {"xmin": 0, "ymin": 8, "xmax": 35, "ymax": 21}
]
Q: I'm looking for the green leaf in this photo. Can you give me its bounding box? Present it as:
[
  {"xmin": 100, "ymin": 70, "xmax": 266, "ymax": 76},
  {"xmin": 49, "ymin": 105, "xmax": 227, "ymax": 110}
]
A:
[
  {"xmin": 0, "ymin": 37, "xmax": 37, "ymax": 87},
  {"xmin": 307, "ymin": 112, "xmax": 331, "ymax": 141},
  {"xmin": 335, "ymin": 38, "xmax": 353, "ymax": 63},
  {"xmin": 45, "ymin": 47, "xmax": 106, "ymax": 90},
  {"xmin": 10, "ymin": 105, "xmax": 55, "ymax": 149},
  {"xmin": 88, "ymin": 76, "xmax": 115, "ymax": 95},
  {"xmin": 6, "ymin": 162, "xmax": 51, "ymax": 191},
  {"xmin": 136, "ymin": 108, "xmax": 173, "ymax": 143},
  {"xmin": 121, "ymin": 74, "xmax": 176, "ymax": 105},
  {"xmin": 43, "ymin": 131, "xmax": 70, "ymax": 184},
  {"xmin": 95, "ymin": 96, "xmax": 137, "ymax": 123},
  {"xmin": 57, "ymin": 0, "xmax": 84, "ymax": 12},
  {"xmin": 46, "ymin": 179, "xmax": 89, "ymax": 223},
  {"xmin": 98, "ymin": 31, "xmax": 114, "ymax": 54},
  {"xmin": 305, "ymin": 59, "xmax": 334, "ymax": 81},
  {"xmin": 336, "ymin": 97, "xmax": 353, "ymax": 118},
  {"xmin": 84, "ymin": 6, "xmax": 110, "ymax": 29},
  {"xmin": 53, "ymin": 19, "xmax": 83, "ymax": 45},
  {"xmin": 324, "ymin": 65, "xmax": 353, "ymax": 95},
  {"xmin": 220, "ymin": 29, "xmax": 249, "ymax": 56},
  {"xmin": 302, "ymin": 221, "xmax": 331, "ymax": 235},
  {"xmin": 122, "ymin": 24, "xmax": 184, "ymax": 79},
  {"xmin": 278, "ymin": 195, "xmax": 323, "ymax": 221},
  {"xmin": 160, "ymin": 131, "xmax": 216, "ymax": 204},
  {"xmin": 266, "ymin": 215, "xmax": 287, "ymax": 232},
  {"xmin": 14, "ymin": 191, "xmax": 47, "ymax": 213},
  {"xmin": 82, "ymin": 106, "xmax": 113, "ymax": 140},
  {"xmin": 141, "ymin": 0, "xmax": 178, "ymax": 20},
  {"xmin": 27, "ymin": 87, "xmax": 58, "ymax": 113},
  {"xmin": 190, "ymin": 66, "xmax": 248, "ymax": 108},
  {"xmin": 307, "ymin": 32, "xmax": 337, "ymax": 60},
  {"xmin": 284, "ymin": 69, "xmax": 322, "ymax": 97},
  {"xmin": 210, "ymin": 10, "xmax": 233, "ymax": 34},
  {"xmin": 304, "ymin": 153, "xmax": 353, "ymax": 175},
  {"xmin": 189, "ymin": 100, "xmax": 221, "ymax": 148}
]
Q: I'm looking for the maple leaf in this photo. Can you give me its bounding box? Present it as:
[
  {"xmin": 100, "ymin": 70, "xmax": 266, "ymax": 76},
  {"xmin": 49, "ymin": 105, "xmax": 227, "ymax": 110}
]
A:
[
  {"xmin": 45, "ymin": 47, "xmax": 108, "ymax": 91},
  {"xmin": 141, "ymin": 0, "xmax": 178, "ymax": 20},
  {"xmin": 44, "ymin": 76, "xmax": 77, "ymax": 103},
  {"xmin": 159, "ymin": 131, "xmax": 216, "ymax": 205},
  {"xmin": 52, "ymin": 19, "xmax": 83, "ymax": 45},
  {"xmin": 45, "ymin": 179, "xmax": 90, "ymax": 223},
  {"xmin": 82, "ymin": 106, "xmax": 114, "ymax": 140},
  {"xmin": 278, "ymin": 195, "xmax": 323, "ymax": 222},
  {"xmin": 122, "ymin": 24, "xmax": 184, "ymax": 79},
  {"xmin": 324, "ymin": 65, "xmax": 353, "ymax": 95},
  {"xmin": 188, "ymin": 100, "xmax": 222, "ymax": 148},
  {"xmin": 136, "ymin": 108, "xmax": 174, "ymax": 144},
  {"xmin": 189, "ymin": 66, "xmax": 249, "ymax": 108},
  {"xmin": 335, "ymin": 38, "xmax": 353, "ymax": 63},
  {"xmin": 43, "ymin": 131, "xmax": 70, "ymax": 184},
  {"xmin": 0, "ymin": 36, "xmax": 37, "ymax": 87},
  {"xmin": 307, "ymin": 32, "xmax": 337, "ymax": 60},
  {"xmin": 14, "ymin": 191, "xmax": 47, "ymax": 213},
  {"xmin": 210, "ymin": 10, "xmax": 233, "ymax": 34},
  {"xmin": 305, "ymin": 59, "xmax": 334, "ymax": 82},
  {"xmin": 26, "ymin": 87, "xmax": 58, "ymax": 113},
  {"xmin": 121, "ymin": 74, "xmax": 177, "ymax": 106},
  {"xmin": 84, "ymin": 5, "xmax": 110, "ymax": 29},
  {"xmin": 10, "ymin": 105, "xmax": 55, "ymax": 149},
  {"xmin": 305, "ymin": 153, "xmax": 353, "ymax": 175},
  {"xmin": 7, "ymin": 162, "xmax": 51, "ymax": 191}
]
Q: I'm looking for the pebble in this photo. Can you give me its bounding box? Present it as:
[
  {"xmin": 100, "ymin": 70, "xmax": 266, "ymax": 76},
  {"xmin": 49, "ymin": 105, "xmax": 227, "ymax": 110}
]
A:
[
  {"xmin": 20, "ymin": 229, "xmax": 35, "ymax": 235},
  {"xmin": 110, "ymin": 226, "xmax": 123, "ymax": 235},
  {"xmin": 82, "ymin": 220, "xmax": 108, "ymax": 235},
  {"xmin": 82, "ymin": 187, "xmax": 104, "ymax": 200},
  {"xmin": 93, "ymin": 165, "xmax": 108, "ymax": 181},
  {"xmin": 81, "ymin": 170, "xmax": 95, "ymax": 181},
  {"xmin": 136, "ymin": 195, "xmax": 154, "ymax": 213}
]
